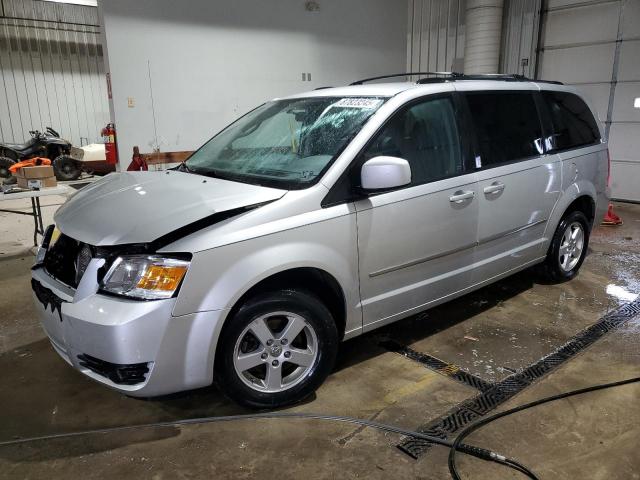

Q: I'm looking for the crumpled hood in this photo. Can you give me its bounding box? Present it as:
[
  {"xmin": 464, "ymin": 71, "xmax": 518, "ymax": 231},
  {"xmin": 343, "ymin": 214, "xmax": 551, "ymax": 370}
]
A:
[{"xmin": 55, "ymin": 171, "xmax": 286, "ymax": 246}]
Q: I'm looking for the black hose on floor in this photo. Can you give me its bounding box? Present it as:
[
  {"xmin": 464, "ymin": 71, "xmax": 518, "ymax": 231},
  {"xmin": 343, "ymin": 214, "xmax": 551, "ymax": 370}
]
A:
[
  {"xmin": 0, "ymin": 411, "xmax": 530, "ymax": 476},
  {"xmin": 448, "ymin": 376, "xmax": 640, "ymax": 480},
  {"xmin": 2, "ymin": 376, "xmax": 639, "ymax": 479}
]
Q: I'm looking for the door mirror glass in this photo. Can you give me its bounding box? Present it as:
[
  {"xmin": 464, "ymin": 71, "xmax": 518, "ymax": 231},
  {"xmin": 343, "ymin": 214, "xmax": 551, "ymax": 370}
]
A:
[{"xmin": 360, "ymin": 156, "xmax": 411, "ymax": 191}]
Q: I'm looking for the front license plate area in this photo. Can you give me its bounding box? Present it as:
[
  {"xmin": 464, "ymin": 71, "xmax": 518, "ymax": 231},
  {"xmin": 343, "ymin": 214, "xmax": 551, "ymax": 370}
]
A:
[{"xmin": 32, "ymin": 278, "xmax": 67, "ymax": 322}]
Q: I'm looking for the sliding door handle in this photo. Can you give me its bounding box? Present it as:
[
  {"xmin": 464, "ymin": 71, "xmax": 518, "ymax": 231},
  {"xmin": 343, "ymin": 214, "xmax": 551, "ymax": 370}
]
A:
[
  {"xmin": 483, "ymin": 182, "xmax": 505, "ymax": 195},
  {"xmin": 449, "ymin": 190, "xmax": 475, "ymax": 203}
]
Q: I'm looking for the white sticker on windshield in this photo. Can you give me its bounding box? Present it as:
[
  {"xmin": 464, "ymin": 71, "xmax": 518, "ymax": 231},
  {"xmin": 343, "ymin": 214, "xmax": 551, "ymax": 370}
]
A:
[{"xmin": 333, "ymin": 98, "xmax": 383, "ymax": 109}]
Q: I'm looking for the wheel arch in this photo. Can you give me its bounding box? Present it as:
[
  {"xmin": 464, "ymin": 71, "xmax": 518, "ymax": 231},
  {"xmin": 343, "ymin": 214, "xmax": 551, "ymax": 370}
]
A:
[
  {"xmin": 565, "ymin": 195, "xmax": 595, "ymax": 228},
  {"xmin": 223, "ymin": 266, "xmax": 347, "ymax": 341},
  {"xmin": 544, "ymin": 183, "xmax": 598, "ymax": 248}
]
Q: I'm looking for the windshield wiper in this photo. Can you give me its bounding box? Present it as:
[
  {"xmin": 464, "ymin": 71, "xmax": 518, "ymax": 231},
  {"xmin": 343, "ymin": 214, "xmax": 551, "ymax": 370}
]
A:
[
  {"xmin": 174, "ymin": 163, "xmax": 223, "ymax": 180},
  {"xmin": 173, "ymin": 162, "xmax": 194, "ymax": 173}
]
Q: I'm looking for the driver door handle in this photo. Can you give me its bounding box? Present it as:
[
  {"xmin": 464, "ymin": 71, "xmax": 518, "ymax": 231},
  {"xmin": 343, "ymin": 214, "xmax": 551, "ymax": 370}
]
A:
[
  {"xmin": 449, "ymin": 190, "xmax": 475, "ymax": 203},
  {"xmin": 483, "ymin": 182, "xmax": 505, "ymax": 195}
]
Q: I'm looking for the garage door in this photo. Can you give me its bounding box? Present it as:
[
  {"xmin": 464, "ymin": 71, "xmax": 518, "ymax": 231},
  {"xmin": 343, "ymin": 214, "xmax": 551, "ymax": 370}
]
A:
[
  {"xmin": 0, "ymin": 0, "xmax": 109, "ymax": 146},
  {"xmin": 539, "ymin": 0, "xmax": 640, "ymax": 202}
]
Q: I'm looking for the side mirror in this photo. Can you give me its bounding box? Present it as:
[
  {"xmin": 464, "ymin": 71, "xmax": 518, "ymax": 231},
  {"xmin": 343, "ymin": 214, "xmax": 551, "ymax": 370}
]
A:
[{"xmin": 360, "ymin": 156, "xmax": 411, "ymax": 191}]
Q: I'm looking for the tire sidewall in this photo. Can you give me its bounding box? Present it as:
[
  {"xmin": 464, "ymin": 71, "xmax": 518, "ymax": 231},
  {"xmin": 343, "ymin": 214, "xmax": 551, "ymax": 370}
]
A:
[
  {"xmin": 53, "ymin": 155, "xmax": 81, "ymax": 181},
  {"xmin": 0, "ymin": 157, "xmax": 16, "ymax": 178},
  {"xmin": 547, "ymin": 211, "xmax": 590, "ymax": 281},
  {"xmin": 217, "ymin": 290, "xmax": 338, "ymax": 409}
]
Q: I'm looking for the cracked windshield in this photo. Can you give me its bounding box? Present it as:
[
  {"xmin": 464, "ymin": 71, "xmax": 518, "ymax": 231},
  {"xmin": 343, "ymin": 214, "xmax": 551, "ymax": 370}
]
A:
[{"xmin": 186, "ymin": 97, "xmax": 386, "ymax": 188}]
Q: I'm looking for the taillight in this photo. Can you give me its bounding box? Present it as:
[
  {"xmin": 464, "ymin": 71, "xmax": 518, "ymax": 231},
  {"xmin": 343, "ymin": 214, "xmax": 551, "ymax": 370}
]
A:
[{"xmin": 606, "ymin": 149, "xmax": 611, "ymax": 187}]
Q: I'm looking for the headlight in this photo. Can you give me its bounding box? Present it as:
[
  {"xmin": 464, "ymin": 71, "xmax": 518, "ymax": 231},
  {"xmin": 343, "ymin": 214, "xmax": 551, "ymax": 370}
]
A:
[{"xmin": 101, "ymin": 255, "xmax": 190, "ymax": 300}]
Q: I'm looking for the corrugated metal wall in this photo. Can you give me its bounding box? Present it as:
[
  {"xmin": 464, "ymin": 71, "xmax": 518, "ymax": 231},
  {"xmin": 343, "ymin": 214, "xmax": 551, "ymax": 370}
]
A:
[
  {"xmin": 0, "ymin": 0, "xmax": 108, "ymax": 147},
  {"xmin": 407, "ymin": 0, "xmax": 540, "ymax": 75},
  {"xmin": 500, "ymin": 0, "xmax": 540, "ymax": 77},
  {"xmin": 407, "ymin": 0, "xmax": 466, "ymax": 73}
]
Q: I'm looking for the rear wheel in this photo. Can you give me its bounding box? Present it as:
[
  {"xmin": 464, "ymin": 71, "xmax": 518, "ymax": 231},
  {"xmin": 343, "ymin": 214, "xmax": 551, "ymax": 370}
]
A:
[
  {"xmin": 541, "ymin": 211, "xmax": 590, "ymax": 282},
  {"xmin": 0, "ymin": 156, "xmax": 16, "ymax": 179},
  {"xmin": 52, "ymin": 154, "xmax": 81, "ymax": 181},
  {"xmin": 216, "ymin": 289, "xmax": 338, "ymax": 408},
  {"xmin": 0, "ymin": 149, "xmax": 18, "ymax": 161}
]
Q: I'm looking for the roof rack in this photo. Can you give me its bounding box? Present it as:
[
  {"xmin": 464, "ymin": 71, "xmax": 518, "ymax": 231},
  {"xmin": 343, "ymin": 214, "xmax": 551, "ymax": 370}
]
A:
[
  {"xmin": 417, "ymin": 73, "xmax": 564, "ymax": 85},
  {"xmin": 350, "ymin": 72, "xmax": 563, "ymax": 86},
  {"xmin": 349, "ymin": 72, "xmax": 458, "ymax": 85}
]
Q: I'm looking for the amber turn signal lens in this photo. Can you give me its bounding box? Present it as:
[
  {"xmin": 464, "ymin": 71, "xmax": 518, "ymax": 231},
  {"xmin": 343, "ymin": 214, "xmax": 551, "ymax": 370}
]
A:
[{"xmin": 136, "ymin": 265, "xmax": 188, "ymax": 291}]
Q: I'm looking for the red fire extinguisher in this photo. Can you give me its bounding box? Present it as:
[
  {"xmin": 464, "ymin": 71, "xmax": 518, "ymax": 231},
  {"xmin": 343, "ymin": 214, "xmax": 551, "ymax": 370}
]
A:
[{"xmin": 101, "ymin": 123, "xmax": 118, "ymax": 165}]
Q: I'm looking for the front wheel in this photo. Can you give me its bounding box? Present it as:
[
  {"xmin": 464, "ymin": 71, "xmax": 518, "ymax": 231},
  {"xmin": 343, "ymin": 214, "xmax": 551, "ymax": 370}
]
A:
[
  {"xmin": 216, "ymin": 290, "xmax": 339, "ymax": 408},
  {"xmin": 0, "ymin": 157, "xmax": 16, "ymax": 179},
  {"xmin": 541, "ymin": 211, "xmax": 590, "ymax": 282},
  {"xmin": 52, "ymin": 154, "xmax": 82, "ymax": 181}
]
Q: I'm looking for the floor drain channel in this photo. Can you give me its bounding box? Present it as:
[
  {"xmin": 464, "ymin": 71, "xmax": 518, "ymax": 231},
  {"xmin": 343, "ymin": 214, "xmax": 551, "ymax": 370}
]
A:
[
  {"xmin": 396, "ymin": 297, "xmax": 640, "ymax": 459},
  {"xmin": 379, "ymin": 340, "xmax": 494, "ymax": 392}
]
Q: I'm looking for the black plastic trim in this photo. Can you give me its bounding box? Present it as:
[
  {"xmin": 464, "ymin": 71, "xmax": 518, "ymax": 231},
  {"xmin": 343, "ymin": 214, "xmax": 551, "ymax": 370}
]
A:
[
  {"xmin": 77, "ymin": 354, "xmax": 150, "ymax": 385},
  {"xmin": 31, "ymin": 279, "xmax": 66, "ymax": 321}
]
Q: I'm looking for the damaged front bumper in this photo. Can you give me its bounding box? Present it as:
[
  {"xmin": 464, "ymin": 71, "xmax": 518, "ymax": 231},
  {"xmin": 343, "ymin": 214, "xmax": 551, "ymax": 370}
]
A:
[{"xmin": 31, "ymin": 265, "xmax": 224, "ymax": 397}]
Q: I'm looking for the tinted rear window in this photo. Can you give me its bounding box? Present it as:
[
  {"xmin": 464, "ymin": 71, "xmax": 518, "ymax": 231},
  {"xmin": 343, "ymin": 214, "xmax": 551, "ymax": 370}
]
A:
[
  {"xmin": 465, "ymin": 92, "xmax": 543, "ymax": 167},
  {"xmin": 541, "ymin": 91, "xmax": 600, "ymax": 151}
]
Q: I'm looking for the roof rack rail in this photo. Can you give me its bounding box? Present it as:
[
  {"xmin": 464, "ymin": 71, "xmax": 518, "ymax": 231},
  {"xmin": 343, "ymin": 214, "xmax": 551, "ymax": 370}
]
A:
[
  {"xmin": 416, "ymin": 73, "xmax": 564, "ymax": 85},
  {"xmin": 350, "ymin": 72, "xmax": 459, "ymax": 85},
  {"xmin": 349, "ymin": 72, "xmax": 564, "ymax": 86}
]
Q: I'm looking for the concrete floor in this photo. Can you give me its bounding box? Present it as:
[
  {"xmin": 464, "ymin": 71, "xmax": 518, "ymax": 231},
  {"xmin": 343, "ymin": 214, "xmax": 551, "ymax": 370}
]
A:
[{"xmin": 1, "ymin": 200, "xmax": 639, "ymax": 480}]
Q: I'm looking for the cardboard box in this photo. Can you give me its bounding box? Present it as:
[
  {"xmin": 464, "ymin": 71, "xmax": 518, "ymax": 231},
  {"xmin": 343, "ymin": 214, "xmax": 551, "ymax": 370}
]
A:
[
  {"xmin": 17, "ymin": 176, "xmax": 57, "ymax": 189},
  {"xmin": 16, "ymin": 165, "xmax": 57, "ymax": 189},
  {"xmin": 16, "ymin": 165, "xmax": 55, "ymax": 179}
]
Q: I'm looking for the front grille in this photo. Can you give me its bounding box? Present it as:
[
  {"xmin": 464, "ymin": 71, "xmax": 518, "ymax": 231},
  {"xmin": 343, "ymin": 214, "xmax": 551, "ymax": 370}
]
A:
[
  {"xmin": 43, "ymin": 234, "xmax": 90, "ymax": 288},
  {"xmin": 77, "ymin": 354, "xmax": 150, "ymax": 385}
]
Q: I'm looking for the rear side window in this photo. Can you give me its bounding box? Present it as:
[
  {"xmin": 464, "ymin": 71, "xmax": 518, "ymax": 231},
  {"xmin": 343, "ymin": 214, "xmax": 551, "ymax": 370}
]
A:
[
  {"xmin": 542, "ymin": 91, "xmax": 600, "ymax": 151},
  {"xmin": 465, "ymin": 92, "xmax": 544, "ymax": 167},
  {"xmin": 363, "ymin": 95, "xmax": 463, "ymax": 185}
]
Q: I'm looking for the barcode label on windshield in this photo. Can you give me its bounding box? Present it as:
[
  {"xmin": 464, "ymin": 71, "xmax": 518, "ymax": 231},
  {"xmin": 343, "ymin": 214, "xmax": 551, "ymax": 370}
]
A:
[{"xmin": 334, "ymin": 98, "xmax": 383, "ymax": 109}]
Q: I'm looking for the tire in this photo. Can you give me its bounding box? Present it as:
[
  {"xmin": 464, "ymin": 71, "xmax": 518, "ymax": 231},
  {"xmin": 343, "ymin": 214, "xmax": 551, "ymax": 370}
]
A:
[
  {"xmin": 52, "ymin": 154, "xmax": 81, "ymax": 181},
  {"xmin": 0, "ymin": 156, "xmax": 16, "ymax": 179},
  {"xmin": 540, "ymin": 211, "xmax": 590, "ymax": 283},
  {"xmin": 216, "ymin": 289, "xmax": 339, "ymax": 409},
  {"xmin": 0, "ymin": 149, "xmax": 18, "ymax": 161}
]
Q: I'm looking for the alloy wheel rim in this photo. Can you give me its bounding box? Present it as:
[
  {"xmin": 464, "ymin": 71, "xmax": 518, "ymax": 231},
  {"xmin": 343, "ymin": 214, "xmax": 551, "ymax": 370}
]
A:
[
  {"xmin": 233, "ymin": 311, "xmax": 318, "ymax": 393},
  {"xmin": 558, "ymin": 221, "xmax": 584, "ymax": 272}
]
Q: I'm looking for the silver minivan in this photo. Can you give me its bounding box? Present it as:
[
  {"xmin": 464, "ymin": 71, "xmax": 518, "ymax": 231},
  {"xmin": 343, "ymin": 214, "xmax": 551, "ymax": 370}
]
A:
[{"xmin": 32, "ymin": 75, "xmax": 609, "ymax": 407}]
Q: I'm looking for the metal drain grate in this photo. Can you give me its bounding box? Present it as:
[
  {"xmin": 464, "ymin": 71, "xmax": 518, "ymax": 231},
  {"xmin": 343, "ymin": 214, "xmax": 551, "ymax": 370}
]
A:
[
  {"xmin": 379, "ymin": 340, "xmax": 494, "ymax": 392},
  {"xmin": 398, "ymin": 297, "xmax": 640, "ymax": 459}
]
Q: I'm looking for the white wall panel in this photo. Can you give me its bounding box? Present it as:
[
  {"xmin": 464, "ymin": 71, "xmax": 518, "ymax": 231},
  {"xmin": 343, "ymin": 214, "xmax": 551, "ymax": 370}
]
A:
[
  {"xmin": 612, "ymin": 82, "xmax": 640, "ymax": 122},
  {"xmin": 617, "ymin": 40, "xmax": 640, "ymax": 81},
  {"xmin": 621, "ymin": 0, "xmax": 640, "ymax": 37},
  {"xmin": 539, "ymin": 43, "xmax": 615, "ymax": 84},
  {"xmin": 544, "ymin": 3, "xmax": 619, "ymax": 46},
  {"xmin": 101, "ymin": 0, "xmax": 408, "ymax": 163},
  {"xmin": 0, "ymin": 0, "xmax": 109, "ymax": 146},
  {"xmin": 610, "ymin": 162, "xmax": 640, "ymax": 202},
  {"xmin": 609, "ymin": 124, "xmax": 638, "ymax": 161}
]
